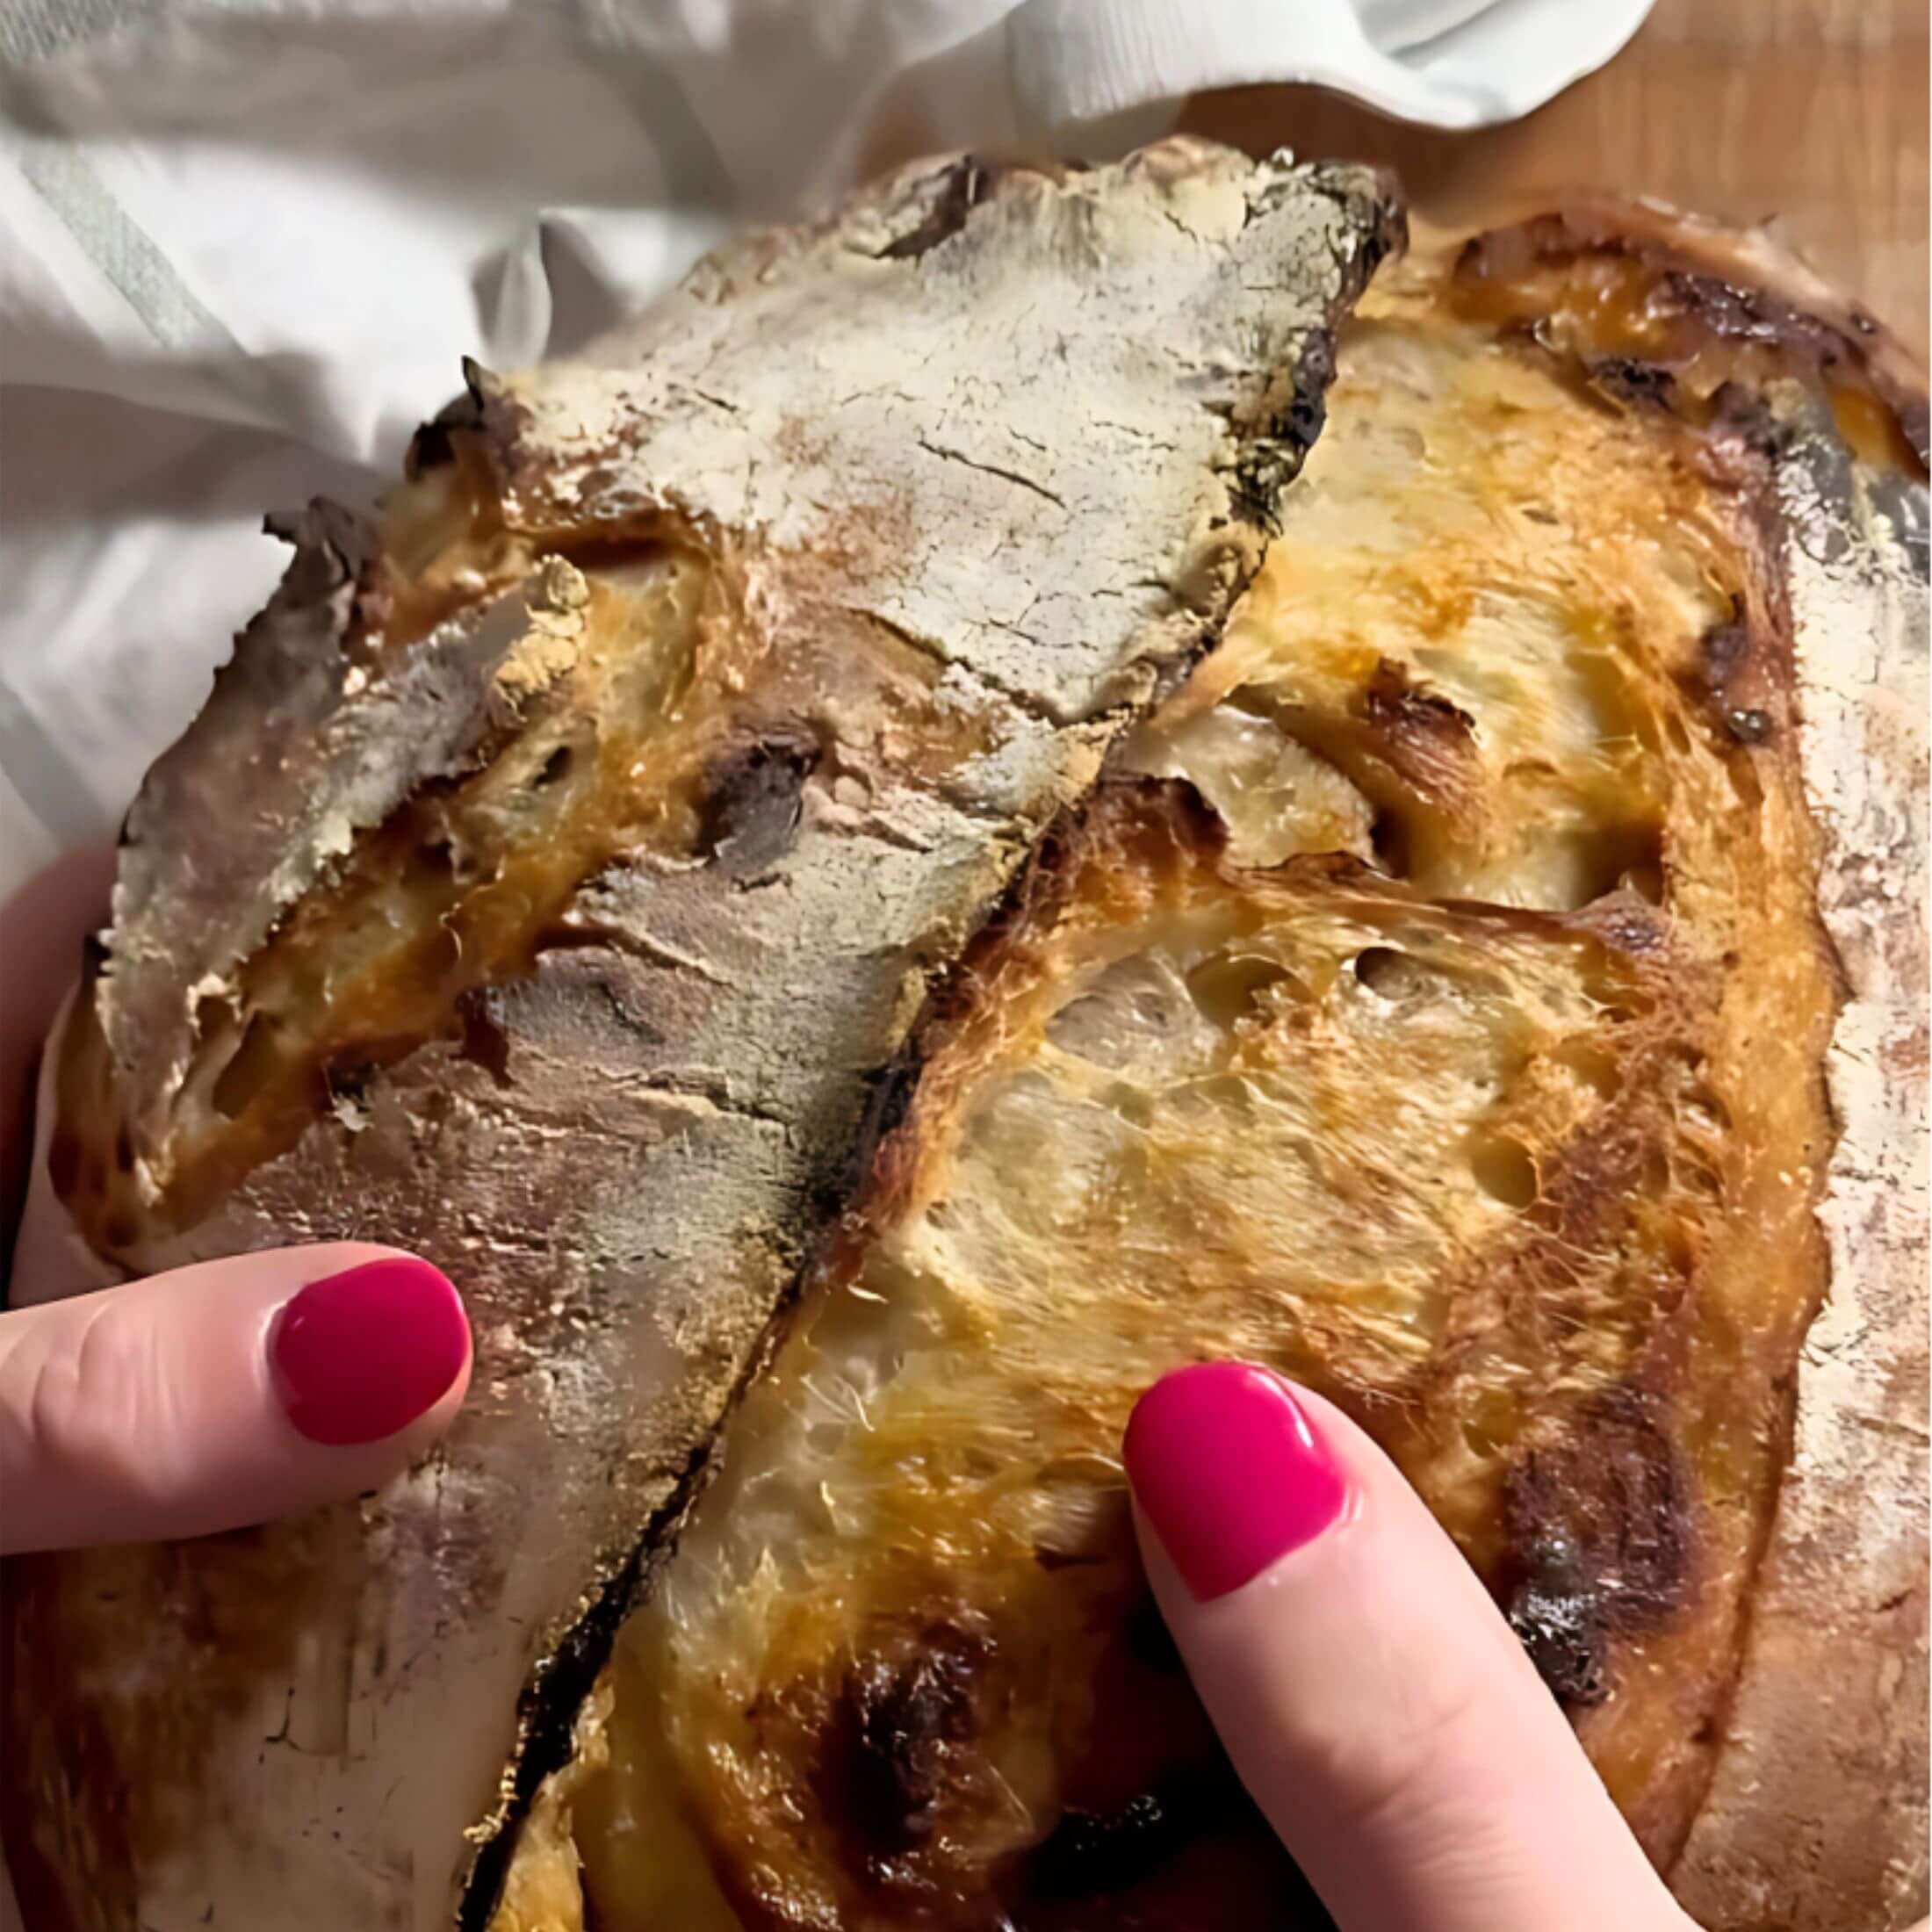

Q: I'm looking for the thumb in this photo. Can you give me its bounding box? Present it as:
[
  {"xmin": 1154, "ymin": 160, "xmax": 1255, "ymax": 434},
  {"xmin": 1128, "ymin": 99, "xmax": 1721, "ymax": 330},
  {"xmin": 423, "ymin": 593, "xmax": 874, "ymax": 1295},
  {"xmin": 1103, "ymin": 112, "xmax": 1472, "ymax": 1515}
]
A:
[
  {"xmin": 1124, "ymin": 1362, "xmax": 1691, "ymax": 1932},
  {"xmin": 1, "ymin": 1244, "xmax": 470, "ymax": 1554}
]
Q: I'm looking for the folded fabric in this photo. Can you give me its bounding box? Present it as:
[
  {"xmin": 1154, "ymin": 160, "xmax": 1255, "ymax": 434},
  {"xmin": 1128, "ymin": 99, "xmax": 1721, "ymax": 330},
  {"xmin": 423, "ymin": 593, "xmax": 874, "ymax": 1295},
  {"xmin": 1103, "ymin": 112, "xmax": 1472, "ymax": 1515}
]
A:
[{"xmin": 0, "ymin": 0, "xmax": 1654, "ymax": 901}]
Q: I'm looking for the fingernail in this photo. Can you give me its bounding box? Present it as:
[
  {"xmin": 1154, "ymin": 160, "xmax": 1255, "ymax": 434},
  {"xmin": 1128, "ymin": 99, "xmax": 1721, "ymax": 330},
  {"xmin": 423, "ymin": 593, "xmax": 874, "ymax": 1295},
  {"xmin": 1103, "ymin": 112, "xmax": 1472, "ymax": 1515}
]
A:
[
  {"xmin": 270, "ymin": 1257, "xmax": 469, "ymax": 1446},
  {"xmin": 1124, "ymin": 1362, "xmax": 1348, "ymax": 1601}
]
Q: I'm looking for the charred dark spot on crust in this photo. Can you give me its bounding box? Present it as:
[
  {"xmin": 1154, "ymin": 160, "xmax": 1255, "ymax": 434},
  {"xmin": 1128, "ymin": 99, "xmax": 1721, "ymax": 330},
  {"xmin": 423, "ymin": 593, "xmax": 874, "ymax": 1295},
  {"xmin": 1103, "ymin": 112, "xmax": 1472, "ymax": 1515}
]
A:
[
  {"xmin": 1589, "ymin": 356, "xmax": 1676, "ymax": 409},
  {"xmin": 1704, "ymin": 379, "xmax": 1794, "ymax": 461},
  {"xmin": 1687, "ymin": 607, "xmax": 1782, "ymax": 752},
  {"xmin": 696, "ymin": 730, "xmax": 819, "ymax": 874},
  {"xmin": 832, "ymin": 1044, "xmax": 926, "ymax": 1229},
  {"xmin": 1664, "ymin": 267, "xmax": 1877, "ymax": 385},
  {"xmin": 1223, "ymin": 170, "xmax": 1401, "ymax": 534},
  {"xmin": 1355, "ymin": 201, "xmax": 1401, "ymax": 284},
  {"xmin": 876, "ymin": 156, "xmax": 999, "ymax": 262},
  {"xmin": 407, "ymin": 419, "xmax": 457, "ymax": 475},
  {"xmin": 1229, "ymin": 329, "xmax": 1340, "ymax": 531},
  {"xmin": 1285, "ymin": 331, "xmax": 1338, "ymax": 451},
  {"xmin": 1506, "ymin": 1530, "xmax": 1611, "ymax": 1703},
  {"xmin": 1455, "ymin": 212, "xmax": 1928, "ymax": 474},
  {"xmin": 1031, "ymin": 1791, "xmax": 1179, "ymax": 1899},
  {"xmin": 1027, "ymin": 1755, "xmax": 1272, "ymax": 1903},
  {"xmin": 1503, "ymin": 1388, "xmax": 1697, "ymax": 1708},
  {"xmin": 406, "ymin": 378, "xmax": 493, "ymax": 479},
  {"xmin": 829, "ymin": 1625, "xmax": 988, "ymax": 1855}
]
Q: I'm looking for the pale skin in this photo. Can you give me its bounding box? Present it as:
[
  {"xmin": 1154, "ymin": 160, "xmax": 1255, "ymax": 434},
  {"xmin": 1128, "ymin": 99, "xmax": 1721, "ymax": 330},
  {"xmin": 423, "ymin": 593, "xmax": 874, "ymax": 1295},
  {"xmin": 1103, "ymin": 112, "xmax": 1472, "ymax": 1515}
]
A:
[
  {"xmin": 1131, "ymin": 1386, "xmax": 1698, "ymax": 1932},
  {"xmin": 0, "ymin": 855, "xmax": 1916, "ymax": 1932}
]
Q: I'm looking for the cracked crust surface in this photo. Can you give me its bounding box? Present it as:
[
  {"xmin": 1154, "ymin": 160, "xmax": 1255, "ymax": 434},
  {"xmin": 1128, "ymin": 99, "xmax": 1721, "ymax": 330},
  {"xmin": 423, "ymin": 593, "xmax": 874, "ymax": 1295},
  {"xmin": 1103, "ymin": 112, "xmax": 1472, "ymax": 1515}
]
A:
[{"xmin": 0, "ymin": 144, "xmax": 1395, "ymax": 1932}]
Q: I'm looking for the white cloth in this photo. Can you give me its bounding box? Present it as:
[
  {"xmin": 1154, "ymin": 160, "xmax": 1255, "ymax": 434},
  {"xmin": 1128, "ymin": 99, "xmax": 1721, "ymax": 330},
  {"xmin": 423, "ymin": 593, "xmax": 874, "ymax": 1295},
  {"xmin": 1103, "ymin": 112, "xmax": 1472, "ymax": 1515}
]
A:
[{"xmin": 0, "ymin": 0, "xmax": 1653, "ymax": 902}]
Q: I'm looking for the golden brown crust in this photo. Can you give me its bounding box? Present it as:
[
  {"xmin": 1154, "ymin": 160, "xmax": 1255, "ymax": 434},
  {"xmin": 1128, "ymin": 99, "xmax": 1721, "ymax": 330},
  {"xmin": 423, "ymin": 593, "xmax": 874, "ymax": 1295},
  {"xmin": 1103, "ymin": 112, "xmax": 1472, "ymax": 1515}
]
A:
[
  {"xmin": 487, "ymin": 220, "xmax": 1924, "ymax": 1930},
  {"xmin": 1446, "ymin": 204, "xmax": 1929, "ymax": 1928}
]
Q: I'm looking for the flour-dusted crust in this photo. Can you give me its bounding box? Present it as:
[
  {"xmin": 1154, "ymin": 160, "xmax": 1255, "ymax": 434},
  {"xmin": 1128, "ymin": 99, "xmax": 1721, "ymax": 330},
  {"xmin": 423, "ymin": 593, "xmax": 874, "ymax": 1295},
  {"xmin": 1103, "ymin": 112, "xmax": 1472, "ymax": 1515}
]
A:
[
  {"xmin": 0, "ymin": 146, "xmax": 1396, "ymax": 1932},
  {"xmin": 1662, "ymin": 220, "xmax": 1929, "ymax": 1931}
]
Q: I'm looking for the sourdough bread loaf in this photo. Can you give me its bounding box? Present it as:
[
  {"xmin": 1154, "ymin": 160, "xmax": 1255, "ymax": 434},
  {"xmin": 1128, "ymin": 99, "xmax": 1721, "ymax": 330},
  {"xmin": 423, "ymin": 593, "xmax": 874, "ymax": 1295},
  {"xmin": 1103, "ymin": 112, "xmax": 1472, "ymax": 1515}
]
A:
[{"xmin": 3, "ymin": 147, "xmax": 1923, "ymax": 1932}]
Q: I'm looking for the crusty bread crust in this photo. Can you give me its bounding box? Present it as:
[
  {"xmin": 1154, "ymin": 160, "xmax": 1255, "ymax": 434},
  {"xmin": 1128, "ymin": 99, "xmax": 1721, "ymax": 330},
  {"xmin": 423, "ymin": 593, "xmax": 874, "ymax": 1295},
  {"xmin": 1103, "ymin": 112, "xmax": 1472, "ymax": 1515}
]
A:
[
  {"xmin": 1660, "ymin": 214, "xmax": 1929, "ymax": 1931},
  {"xmin": 1447, "ymin": 204, "xmax": 1929, "ymax": 1927},
  {"xmin": 490, "ymin": 215, "xmax": 1929, "ymax": 1932}
]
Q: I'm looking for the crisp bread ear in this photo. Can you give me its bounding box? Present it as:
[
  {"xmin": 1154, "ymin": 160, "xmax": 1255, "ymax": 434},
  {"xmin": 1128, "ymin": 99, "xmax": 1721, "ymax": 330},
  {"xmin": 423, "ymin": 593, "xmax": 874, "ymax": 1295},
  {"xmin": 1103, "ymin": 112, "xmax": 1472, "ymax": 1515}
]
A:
[{"xmin": 1, "ymin": 144, "xmax": 1400, "ymax": 1932}]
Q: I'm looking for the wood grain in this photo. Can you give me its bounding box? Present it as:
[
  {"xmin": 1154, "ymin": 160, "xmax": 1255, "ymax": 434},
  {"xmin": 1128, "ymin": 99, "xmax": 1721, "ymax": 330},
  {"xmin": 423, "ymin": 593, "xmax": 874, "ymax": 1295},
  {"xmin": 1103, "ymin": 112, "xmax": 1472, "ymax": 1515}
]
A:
[{"xmin": 1182, "ymin": 0, "xmax": 1928, "ymax": 360}]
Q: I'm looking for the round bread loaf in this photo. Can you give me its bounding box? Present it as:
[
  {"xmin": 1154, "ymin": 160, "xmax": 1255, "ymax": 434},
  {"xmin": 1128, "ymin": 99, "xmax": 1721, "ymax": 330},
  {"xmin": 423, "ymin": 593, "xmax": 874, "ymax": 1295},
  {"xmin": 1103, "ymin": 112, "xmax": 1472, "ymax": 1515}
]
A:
[{"xmin": 3, "ymin": 146, "xmax": 1923, "ymax": 1932}]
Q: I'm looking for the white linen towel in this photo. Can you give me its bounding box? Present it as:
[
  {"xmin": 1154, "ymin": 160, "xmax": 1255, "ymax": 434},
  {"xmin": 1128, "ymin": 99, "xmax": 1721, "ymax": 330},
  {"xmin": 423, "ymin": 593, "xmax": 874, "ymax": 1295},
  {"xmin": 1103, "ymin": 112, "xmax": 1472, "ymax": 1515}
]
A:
[{"xmin": 0, "ymin": 0, "xmax": 1653, "ymax": 900}]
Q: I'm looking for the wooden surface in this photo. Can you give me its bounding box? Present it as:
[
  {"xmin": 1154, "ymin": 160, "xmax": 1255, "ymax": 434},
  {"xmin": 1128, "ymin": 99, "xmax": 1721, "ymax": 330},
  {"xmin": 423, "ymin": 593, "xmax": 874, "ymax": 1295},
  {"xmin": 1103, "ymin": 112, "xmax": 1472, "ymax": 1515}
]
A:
[{"xmin": 1183, "ymin": 0, "xmax": 1929, "ymax": 362}]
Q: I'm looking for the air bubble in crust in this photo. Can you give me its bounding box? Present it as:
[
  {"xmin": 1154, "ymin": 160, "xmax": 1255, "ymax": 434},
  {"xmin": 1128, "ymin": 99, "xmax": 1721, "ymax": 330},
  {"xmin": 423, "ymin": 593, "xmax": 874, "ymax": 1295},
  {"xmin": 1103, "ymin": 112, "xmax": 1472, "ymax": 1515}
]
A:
[
  {"xmin": 1468, "ymin": 1132, "xmax": 1539, "ymax": 1209},
  {"xmin": 1185, "ymin": 953, "xmax": 1297, "ymax": 1031}
]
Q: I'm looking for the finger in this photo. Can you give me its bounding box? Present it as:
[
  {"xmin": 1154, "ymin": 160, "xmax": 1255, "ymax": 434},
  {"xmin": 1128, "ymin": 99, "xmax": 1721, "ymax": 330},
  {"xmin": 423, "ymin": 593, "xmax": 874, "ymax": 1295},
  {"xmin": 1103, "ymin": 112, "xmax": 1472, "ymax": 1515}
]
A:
[
  {"xmin": 1125, "ymin": 1363, "xmax": 1690, "ymax": 1932},
  {"xmin": 0, "ymin": 1244, "xmax": 470, "ymax": 1554}
]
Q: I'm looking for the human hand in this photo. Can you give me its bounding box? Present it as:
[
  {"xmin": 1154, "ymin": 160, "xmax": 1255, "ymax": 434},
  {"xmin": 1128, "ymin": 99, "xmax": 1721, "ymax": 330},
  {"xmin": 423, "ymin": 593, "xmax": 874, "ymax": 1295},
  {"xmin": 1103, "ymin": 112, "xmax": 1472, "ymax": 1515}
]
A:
[
  {"xmin": 0, "ymin": 855, "xmax": 472, "ymax": 1925},
  {"xmin": 1, "ymin": 850, "xmax": 472, "ymax": 1554},
  {"xmin": 1123, "ymin": 1362, "xmax": 1696, "ymax": 1932}
]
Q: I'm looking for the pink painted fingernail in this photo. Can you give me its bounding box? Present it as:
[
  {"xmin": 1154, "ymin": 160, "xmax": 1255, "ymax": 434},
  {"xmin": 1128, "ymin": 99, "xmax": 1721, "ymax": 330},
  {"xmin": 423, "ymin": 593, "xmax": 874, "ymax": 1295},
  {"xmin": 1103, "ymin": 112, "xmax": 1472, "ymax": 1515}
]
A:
[
  {"xmin": 270, "ymin": 1258, "xmax": 469, "ymax": 1446},
  {"xmin": 1124, "ymin": 1362, "xmax": 1348, "ymax": 1601}
]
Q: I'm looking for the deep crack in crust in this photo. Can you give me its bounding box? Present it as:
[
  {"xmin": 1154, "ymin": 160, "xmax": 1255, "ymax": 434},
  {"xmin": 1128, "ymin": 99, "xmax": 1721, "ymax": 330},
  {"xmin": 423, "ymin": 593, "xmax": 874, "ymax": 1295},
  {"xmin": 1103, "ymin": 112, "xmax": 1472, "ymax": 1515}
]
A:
[{"xmin": 2, "ymin": 158, "xmax": 1923, "ymax": 1932}]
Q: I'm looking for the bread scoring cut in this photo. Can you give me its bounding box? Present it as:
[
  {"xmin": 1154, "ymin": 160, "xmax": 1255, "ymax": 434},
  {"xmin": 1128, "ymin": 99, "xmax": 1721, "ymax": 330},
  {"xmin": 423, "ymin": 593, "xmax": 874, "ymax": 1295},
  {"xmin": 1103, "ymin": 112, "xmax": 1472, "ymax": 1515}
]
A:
[
  {"xmin": 4, "ymin": 146, "xmax": 1402, "ymax": 1932},
  {"xmin": 487, "ymin": 249, "xmax": 1869, "ymax": 1929},
  {"xmin": 4, "ymin": 155, "xmax": 1923, "ymax": 1932}
]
